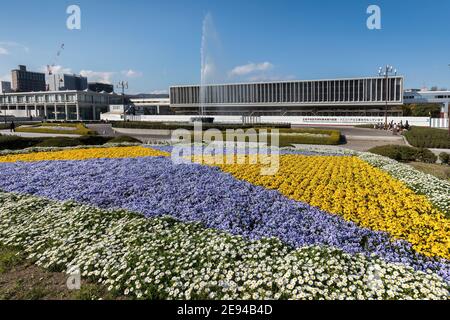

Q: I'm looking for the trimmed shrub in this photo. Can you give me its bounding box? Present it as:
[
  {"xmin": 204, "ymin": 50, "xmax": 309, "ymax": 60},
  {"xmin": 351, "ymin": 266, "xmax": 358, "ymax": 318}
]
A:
[
  {"xmin": 415, "ymin": 148, "xmax": 438, "ymax": 164},
  {"xmin": 404, "ymin": 127, "xmax": 450, "ymax": 149},
  {"xmin": 369, "ymin": 145, "xmax": 403, "ymax": 161},
  {"xmin": 0, "ymin": 136, "xmax": 42, "ymax": 150},
  {"xmin": 35, "ymin": 137, "xmax": 84, "ymax": 148},
  {"xmin": 107, "ymin": 136, "xmax": 142, "ymax": 144},
  {"xmin": 77, "ymin": 136, "xmax": 111, "ymax": 145},
  {"xmin": 439, "ymin": 152, "xmax": 450, "ymax": 165},
  {"xmin": 369, "ymin": 145, "xmax": 438, "ymax": 163}
]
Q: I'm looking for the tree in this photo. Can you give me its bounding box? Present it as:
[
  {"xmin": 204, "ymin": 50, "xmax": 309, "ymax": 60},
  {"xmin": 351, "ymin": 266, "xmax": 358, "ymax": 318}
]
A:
[{"xmin": 405, "ymin": 104, "xmax": 441, "ymax": 117}]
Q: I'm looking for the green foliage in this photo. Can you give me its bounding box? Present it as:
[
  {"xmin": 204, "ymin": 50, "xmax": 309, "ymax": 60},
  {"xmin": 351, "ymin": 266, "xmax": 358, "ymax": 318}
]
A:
[
  {"xmin": 107, "ymin": 136, "xmax": 142, "ymax": 144},
  {"xmin": 71, "ymin": 284, "xmax": 115, "ymax": 300},
  {"xmin": 369, "ymin": 145, "xmax": 438, "ymax": 163},
  {"xmin": 404, "ymin": 127, "xmax": 450, "ymax": 149},
  {"xmin": 0, "ymin": 135, "xmax": 43, "ymax": 150},
  {"xmin": 0, "ymin": 135, "xmax": 117, "ymax": 150},
  {"xmin": 439, "ymin": 152, "xmax": 450, "ymax": 165},
  {"xmin": 402, "ymin": 104, "xmax": 441, "ymax": 117},
  {"xmin": 78, "ymin": 135, "xmax": 111, "ymax": 145},
  {"xmin": 415, "ymin": 148, "xmax": 438, "ymax": 164},
  {"xmin": 0, "ymin": 246, "xmax": 24, "ymax": 274},
  {"xmin": 35, "ymin": 137, "xmax": 85, "ymax": 148},
  {"xmin": 276, "ymin": 128, "xmax": 341, "ymax": 147}
]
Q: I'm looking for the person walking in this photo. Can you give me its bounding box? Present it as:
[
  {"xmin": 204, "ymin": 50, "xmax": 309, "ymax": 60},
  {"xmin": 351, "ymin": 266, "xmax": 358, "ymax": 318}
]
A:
[{"xmin": 10, "ymin": 121, "xmax": 15, "ymax": 132}]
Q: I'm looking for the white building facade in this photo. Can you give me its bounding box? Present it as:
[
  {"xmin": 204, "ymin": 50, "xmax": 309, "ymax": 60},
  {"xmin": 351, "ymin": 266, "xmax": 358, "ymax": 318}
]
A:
[
  {"xmin": 170, "ymin": 77, "xmax": 404, "ymax": 116},
  {"xmin": 0, "ymin": 90, "xmax": 122, "ymax": 120}
]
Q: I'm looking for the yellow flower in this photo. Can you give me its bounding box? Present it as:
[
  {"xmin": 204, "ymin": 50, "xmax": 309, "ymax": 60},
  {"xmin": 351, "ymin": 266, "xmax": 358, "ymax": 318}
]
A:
[
  {"xmin": 209, "ymin": 155, "xmax": 450, "ymax": 260},
  {"xmin": 0, "ymin": 146, "xmax": 168, "ymax": 163}
]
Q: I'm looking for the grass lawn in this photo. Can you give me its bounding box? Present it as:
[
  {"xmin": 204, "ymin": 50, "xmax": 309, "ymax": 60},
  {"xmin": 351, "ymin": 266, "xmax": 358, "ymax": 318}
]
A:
[
  {"xmin": 15, "ymin": 123, "xmax": 96, "ymax": 136},
  {"xmin": 407, "ymin": 162, "xmax": 450, "ymax": 181},
  {"xmin": 0, "ymin": 245, "xmax": 116, "ymax": 300}
]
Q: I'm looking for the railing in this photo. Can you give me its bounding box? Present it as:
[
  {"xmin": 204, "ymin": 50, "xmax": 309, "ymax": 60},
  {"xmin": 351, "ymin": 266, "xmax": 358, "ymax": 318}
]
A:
[{"xmin": 430, "ymin": 118, "xmax": 449, "ymax": 129}]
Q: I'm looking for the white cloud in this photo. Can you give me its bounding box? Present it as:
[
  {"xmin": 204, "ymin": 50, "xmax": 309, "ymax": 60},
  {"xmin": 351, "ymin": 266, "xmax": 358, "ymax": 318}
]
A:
[
  {"xmin": 229, "ymin": 62, "xmax": 273, "ymax": 77},
  {"xmin": 122, "ymin": 69, "xmax": 143, "ymax": 78},
  {"xmin": 40, "ymin": 65, "xmax": 73, "ymax": 75},
  {"xmin": 248, "ymin": 74, "xmax": 297, "ymax": 82},
  {"xmin": 0, "ymin": 74, "xmax": 11, "ymax": 82},
  {"xmin": 150, "ymin": 90, "xmax": 168, "ymax": 94},
  {"xmin": 0, "ymin": 42, "xmax": 29, "ymax": 53},
  {"xmin": 80, "ymin": 70, "xmax": 116, "ymax": 84},
  {"xmin": 0, "ymin": 47, "xmax": 9, "ymax": 55}
]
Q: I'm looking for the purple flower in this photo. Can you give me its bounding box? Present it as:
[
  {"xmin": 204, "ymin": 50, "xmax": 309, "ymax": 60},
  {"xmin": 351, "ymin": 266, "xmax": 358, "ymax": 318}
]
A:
[{"xmin": 0, "ymin": 156, "xmax": 448, "ymax": 283}]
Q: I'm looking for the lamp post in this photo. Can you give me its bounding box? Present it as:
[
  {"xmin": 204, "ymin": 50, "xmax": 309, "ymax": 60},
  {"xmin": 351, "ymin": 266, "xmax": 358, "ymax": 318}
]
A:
[
  {"xmin": 378, "ymin": 65, "xmax": 397, "ymax": 128},
  {"xmin": 116, "ymin": 81, "xmax": 128, "ymax": 121},
  {"xmin": 2, "ymin": 91, "xmax": 6, "ymax": 124}
]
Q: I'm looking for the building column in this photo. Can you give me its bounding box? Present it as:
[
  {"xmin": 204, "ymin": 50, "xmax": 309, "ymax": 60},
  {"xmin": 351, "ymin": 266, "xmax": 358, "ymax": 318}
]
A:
[
  {"xmin": 65, "ymin": 104, "xmax": 68, "ymax": 121},
  {"xmin": 44, "ymin": 105, "xmax": 48, "ymax": 119},
  {"xmin": 76, "ymin": 104, "xmax": 80, "ymax": 121},
  {"xmin": 441, "ymin": 102, "xmax": 449, "ymax": 118},
  {"xmin": 54, "ymin": 105, "xmax": 57, "ymax": 120}
]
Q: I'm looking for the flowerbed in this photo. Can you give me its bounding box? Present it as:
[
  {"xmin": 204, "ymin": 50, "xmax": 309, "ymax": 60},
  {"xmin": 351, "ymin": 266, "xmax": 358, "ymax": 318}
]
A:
[
  {"xmin": 0, "ymin": 146, "xmax": 168, "ymax": 162},
  {"xmin": 0, "ymin": 192, "xmax": 447, "ymax": 300},
  {"xmin": 0, "ymin": 156, "xmax": 449, "ymax": 284},
  {"xmin": 0, "ymin": 144, "xmax": 449, "ymax": 300}
]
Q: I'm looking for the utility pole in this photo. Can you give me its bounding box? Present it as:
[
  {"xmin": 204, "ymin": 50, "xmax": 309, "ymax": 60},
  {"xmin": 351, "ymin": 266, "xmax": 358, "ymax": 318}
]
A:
[
  {"xmin": 2, "ymin": 91, "xmax": 6, "ymax": 124},
  {"xmin": 378, "ymin": 65, "xmax": 397, "ymax": 128},
  {"xmin": 116, "ymin": 81, "xmax": 129, "ymax": 121}
]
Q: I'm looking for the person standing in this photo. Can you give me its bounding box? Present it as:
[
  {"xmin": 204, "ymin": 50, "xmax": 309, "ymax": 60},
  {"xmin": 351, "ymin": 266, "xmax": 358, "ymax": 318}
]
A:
[{"xmin": 10, "ymin": 121, "xmax": 15, "ymax": 132}]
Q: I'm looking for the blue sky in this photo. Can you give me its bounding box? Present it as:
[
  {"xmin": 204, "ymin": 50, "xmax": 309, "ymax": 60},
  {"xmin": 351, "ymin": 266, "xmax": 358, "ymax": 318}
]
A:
[{"xmin": 1, "ymin": 0, "xmax": 450, "ymax": 93}]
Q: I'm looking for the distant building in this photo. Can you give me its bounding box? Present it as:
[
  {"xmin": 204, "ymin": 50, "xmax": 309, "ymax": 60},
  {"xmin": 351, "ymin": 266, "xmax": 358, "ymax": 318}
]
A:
[
  {"xmin": 48, "ymin": 74, "xmax": 88, "ymax": 91},
  {"xmin": 11, "ymin": 65, "xmax": 46, "ymax": 92},
  {"xmin": 0, "ymin": 81, "xmax": 11, "ymax": 93},
  {"xmin": 404, "ymin": 89, "xmax": 450, "ymax": 118},
  {"xmin": 0, "ymin": 90, "xmax": 122, "ymax": 121},
  {"xmin": 88, "ymin": 82, "xmax": 114, "ymax": 93},
  {"xmin": 130, "ymin": 97, "xmax": 172, "ymax": 115}
]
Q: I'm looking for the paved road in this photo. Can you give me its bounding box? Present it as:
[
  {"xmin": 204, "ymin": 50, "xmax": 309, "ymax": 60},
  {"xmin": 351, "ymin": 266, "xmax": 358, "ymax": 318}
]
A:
[
  {"xmin": 86, "ymin": 124, "xmax": 119, "ymax": 137},
  {"xmin": 86, "ymin": 124, "xmax": 423, "ymax": 152},
  {"xmin": 292, "ymin": 125, "xmax": 398, "ymax": 137}
]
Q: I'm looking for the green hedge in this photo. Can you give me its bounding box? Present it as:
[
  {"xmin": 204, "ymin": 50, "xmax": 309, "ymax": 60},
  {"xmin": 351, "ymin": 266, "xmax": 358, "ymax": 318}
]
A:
[
  {"xmin": 0, "ymin": 136, "xmax": 43, "ymax": 151},
  {"xmin": 174, "ymin": 128, "xmax": 341, "ymax": 147},
  {"xmin": 107, "ymin": 136, "xmax": 142, "ymax": 144},
  {"xmin": 404, "ymin": 127, "xmax": 450, "ymax": 149},
  {"xmin": 439, "ymin": 152, "xmax": 450, "ymax": 165},
  {"xmin": 0, "ymin": 135, "xmax": 137, "ymax": 150},
  {"xmin": 369, "ymin": 145, "xmax": 437, "ymax": 163}
]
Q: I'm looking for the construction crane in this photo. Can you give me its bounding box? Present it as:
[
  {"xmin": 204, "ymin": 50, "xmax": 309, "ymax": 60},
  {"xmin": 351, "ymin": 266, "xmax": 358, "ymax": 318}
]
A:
[{"xmin": 47, "ymin": 43, "xmax": 65, "ymax": 75}]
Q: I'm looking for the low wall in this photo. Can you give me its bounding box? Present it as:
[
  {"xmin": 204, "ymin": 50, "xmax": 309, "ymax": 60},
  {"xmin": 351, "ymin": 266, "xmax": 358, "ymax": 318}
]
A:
[{"xmin": 100, "ymin": 114, "xmax": 433, "ymax": 127}]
